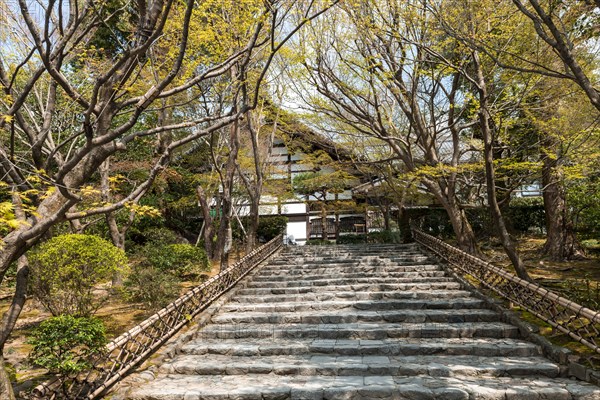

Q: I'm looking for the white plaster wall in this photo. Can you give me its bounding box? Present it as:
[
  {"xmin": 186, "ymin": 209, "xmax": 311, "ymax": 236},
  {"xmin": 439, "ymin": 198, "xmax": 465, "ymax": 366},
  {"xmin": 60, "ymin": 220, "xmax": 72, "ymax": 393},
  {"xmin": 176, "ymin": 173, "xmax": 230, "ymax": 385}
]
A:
[
  {"xmin": 282, "ymin": 203, "xmax": 306, "ymax": 214},
  {"xmin": 286, "ymin": 221, "xmax": 307, "ymax": 244}
]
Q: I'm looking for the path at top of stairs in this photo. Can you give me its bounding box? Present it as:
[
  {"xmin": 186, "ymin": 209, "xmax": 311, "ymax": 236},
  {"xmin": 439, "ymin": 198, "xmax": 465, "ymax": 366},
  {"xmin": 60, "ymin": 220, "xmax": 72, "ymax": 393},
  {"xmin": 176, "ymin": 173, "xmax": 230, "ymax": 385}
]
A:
[{"xmin": 123, "ymin": 243, "xmax": 600, "ymax": 400}]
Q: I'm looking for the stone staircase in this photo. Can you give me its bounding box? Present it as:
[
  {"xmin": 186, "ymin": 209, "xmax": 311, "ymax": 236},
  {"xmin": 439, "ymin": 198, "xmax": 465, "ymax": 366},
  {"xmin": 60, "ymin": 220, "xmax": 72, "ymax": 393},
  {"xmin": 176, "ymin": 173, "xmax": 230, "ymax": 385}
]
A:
[{"xmin": 125, "ymin": 243, "xmax": 600, "ymax": 399}]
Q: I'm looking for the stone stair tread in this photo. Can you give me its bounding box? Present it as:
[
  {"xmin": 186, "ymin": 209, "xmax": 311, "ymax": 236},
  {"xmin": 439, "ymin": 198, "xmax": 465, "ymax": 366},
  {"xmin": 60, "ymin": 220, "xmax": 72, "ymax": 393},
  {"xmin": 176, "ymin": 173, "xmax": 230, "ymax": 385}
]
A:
[
  {"xmin": 268, "ymin": 259, "xmax": 432, "ymax": 267},
  {"xmin": 237, "ymin": 282, "xmax": 463, "ymax": 295},
  {"xmin": 179, "ymin": 337, "xmax": 543, "ymax": 357},
  {"xmin": 212, "ymin": 309, "xmax": 498, "ymax": 324},
  {"xmin": 231, "ymin": 290, "xmax": 476, "ymax": 303},
  {"xmin": 212, "ymin": 308, "xmax": 499, "ymax": 324},
  {"xmin": 221, "ymin": 298, "xmax": 487, "ymax": 312},
  {"xmin": 260, "ymin": 262, "xmax": 439, "ymax": 270},
  {"xmin": 195, "ymin": 321, "xmax": 520, "ymax": 340},
  {"xmin": 300, "ymin": 257, "xmax": 431, "ymax": 264},
  {"xmin": 162, "ymin": 354, "xmax": 561, "ymax": 378},
  {"xmin": 248, "ymin": 276, "xmax": 453, "ymax": 286},
  {"xmin": 250, "ymin": 271, "xmax": 449, "ymax": 281},
  {"xmin": 127, "ymin": 374, "xmax": 600, "ymax": 400}
]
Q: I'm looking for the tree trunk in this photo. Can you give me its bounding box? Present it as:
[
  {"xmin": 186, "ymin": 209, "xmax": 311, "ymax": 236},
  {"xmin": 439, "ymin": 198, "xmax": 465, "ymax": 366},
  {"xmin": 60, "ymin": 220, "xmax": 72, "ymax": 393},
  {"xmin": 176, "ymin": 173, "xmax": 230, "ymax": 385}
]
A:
[
  {"xmin": 473, "ymin": 51, "xmax": 531, "ymax": 281},
  {"xmin": 108, "ymin": 210, "xmax": 126, "ymax": 287},
  {"xmin": 383, "ymin": 203, "xmax": 391, "ymax": 232},
  {"xmin": 100, "ymin": 159, "xmax": 127, "ymax": 287},
  {"xmin": 246, "ymin": 200, "xmax": 259, "ymax": 252},
  {"xmin": 399, "ymin": 207, "xmax": 413, "ymax": 243},
  {"xmin": 541, "ymin": 152, "xmax": 585, "ymax": 260},
  {"xmin": 321, "ymin": 203, "xmax": 328, "ymax": 241},
  {"xmin": 241, "ymin": 109, "xmax": 266, "ymax": 253},
  {"xmin": 447, "ymin": 203, "xmax": 479, "ymax": 255},
  {"xmin": 69, "ymin": 218, "xmax": 85, "ymax": 233},
  {"xmin": 0, "ymin": 354, "xmax": 15, "ymax": 400},
  {"xmin": 423, "ymin": 180, "xmax": 480, "ymax": 256},
  {"xmin": 196, "ymin": 186, "xmax": 215, "ymax": 260},
  {"xmin": 217, "ymin": 193, "xmax": 233, "ymax": 270},
  {"xmin": 217, "ymin": 117, "xmax": 241, "ymax": 270},
  {"xmin": 0, "ymin": 257, "xmax": 28, "ymax": 400},
  {"xmin": 494, "ymin": 143, "xmax": 515, "ymax": 234},
  {"xmin": 0, "ymin": 192, "xmax": 30, "ymax": 400},
  {"xmin": 0, "ymin": 256, "xmax": 28, "ymax": 349}
]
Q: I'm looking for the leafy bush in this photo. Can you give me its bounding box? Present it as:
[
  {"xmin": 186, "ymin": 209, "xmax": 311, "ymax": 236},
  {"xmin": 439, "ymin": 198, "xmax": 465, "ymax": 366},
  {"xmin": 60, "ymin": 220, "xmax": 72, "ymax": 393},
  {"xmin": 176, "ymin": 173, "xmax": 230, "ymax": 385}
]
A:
[
  {"xmin": 568, "ymin": 178, "xmax": 600, "ymax": 238},
  {"xmin": 123, "ymin": 241, "xmax": 208, "ymax": 311},
  {"xmin": 29, "ymin": 234, "xmax": 128, "ymax": 317},
  {"xmin": 123, "ymin": 264, "xmax": 180, "ymax": 311},
  {"xmin": 140, "ymin": 243, "xmax": 209, "ymax": 278},
  {"xmin": 368, "ymin": 230, "xmax": 401, "ymax": 244},
  {"xmin": 257, "ymin": 216, "xmax": 288, "ymax": 241},
  {"xmin": 28, "ymin": 315, "xmax": 106, "ymax": 378},
  {"xmin": 336, "ymin": 235, "xmax": 367, "ymax": 244},
  {"xmin": 127, "ymin": 226, "xmax": 184, "ymax": 248},
  {"xmin": 506, "ymin": 197, "xmax": 545, "ymax": 233}
]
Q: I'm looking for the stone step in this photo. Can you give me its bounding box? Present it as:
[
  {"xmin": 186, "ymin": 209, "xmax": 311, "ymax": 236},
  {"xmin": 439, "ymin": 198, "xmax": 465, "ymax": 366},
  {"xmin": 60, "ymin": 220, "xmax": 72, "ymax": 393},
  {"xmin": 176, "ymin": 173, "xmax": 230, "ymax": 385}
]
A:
[
  {"xmin": 268, "ymin": 252, "xmax": 428, "ymax": 259},
  {"xmin": 212, "ymin": 309, "xmax": 499, "ymax": 325},
  {"xmin": 264, "ymin": 258, "xmax": 433, "ymax": 268},
  {"xmin": 221, "ymin": 298, "xmax": 486, "ymax": 313},
  {"xmin": 230, "ymin": 290, "xmax": 475, "ymax": 304},
  {"xmin": 259, "ymin": 264, "xmax": 443, "ymax": 274},
  {"xmin": 126, "ymin": 374, "xmax": 600, "ymax": 400},
  {"xmin": 236, "ymin": 282, "xmax": 463, "ymax": 296},
  {"xmin": 277, "ymin": 249, "xmax": 424, "ymax": 256},
  {"xmin": 273, "ymin": 254, "xmax": 429, "ymax": 263},
  {"xmin": 160, "ymin": 354, "xmax": 560, "ymax": 379},
  {"xmin": 195, "ymin": 322, "xmax": 520, "ymax": 340},
  {"xmin": 247, "ymin": 276, "xmax": 453, "ymax": 288},
  {"xmin": 179, "ymin": 338, "xmax": 543, "ymax": 358},
  {"xmin": 286, "ymin": 246, "xmax": 420, "ymax": 252},
  {"xmin": 250, "ymin": 270, "xmax": 448, "ymax": 282}
]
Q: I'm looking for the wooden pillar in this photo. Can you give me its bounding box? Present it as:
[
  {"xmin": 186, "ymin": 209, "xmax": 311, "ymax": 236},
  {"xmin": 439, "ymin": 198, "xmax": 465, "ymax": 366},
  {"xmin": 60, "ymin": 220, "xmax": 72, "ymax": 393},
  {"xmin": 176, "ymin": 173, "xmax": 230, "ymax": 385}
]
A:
[{"xmin": 399, "ymin": 207, "xmax": 414, "ymax": 243}]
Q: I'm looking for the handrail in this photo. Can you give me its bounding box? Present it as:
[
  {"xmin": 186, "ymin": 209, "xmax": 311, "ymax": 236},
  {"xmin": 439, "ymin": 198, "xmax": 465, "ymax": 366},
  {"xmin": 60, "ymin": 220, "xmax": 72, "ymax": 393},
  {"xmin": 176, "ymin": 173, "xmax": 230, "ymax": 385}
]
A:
[
  {"xmin": 412, "ymin": 228, "xmax": 600, "ymax": 354},
  {"xmin": 31, "ymin": 234, "xmax": 284, "ymax": 399}
]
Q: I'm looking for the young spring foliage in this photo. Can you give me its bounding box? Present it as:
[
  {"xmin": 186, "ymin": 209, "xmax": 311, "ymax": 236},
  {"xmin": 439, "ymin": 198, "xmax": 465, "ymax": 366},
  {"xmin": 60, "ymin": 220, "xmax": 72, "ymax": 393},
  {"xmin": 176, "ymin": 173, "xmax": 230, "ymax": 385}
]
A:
[
  {"xmin": 28, "ymin": 315, "xmax": 107, "ymax": 377},
  {"xmin": 28, "ymin": 234, "xmax": 128, "ymax": 317}
]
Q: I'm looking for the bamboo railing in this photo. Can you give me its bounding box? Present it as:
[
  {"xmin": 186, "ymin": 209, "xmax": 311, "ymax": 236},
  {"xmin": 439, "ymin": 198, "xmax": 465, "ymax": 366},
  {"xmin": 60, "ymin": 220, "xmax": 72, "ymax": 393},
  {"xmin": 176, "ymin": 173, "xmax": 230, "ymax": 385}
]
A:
[
  {"xmin": 31, "ymin": 234, "xmax": 284, "ymax": 399},
  {"xmin": 412, "ymin": 228, "xmax": 600, "ymax": 354}
]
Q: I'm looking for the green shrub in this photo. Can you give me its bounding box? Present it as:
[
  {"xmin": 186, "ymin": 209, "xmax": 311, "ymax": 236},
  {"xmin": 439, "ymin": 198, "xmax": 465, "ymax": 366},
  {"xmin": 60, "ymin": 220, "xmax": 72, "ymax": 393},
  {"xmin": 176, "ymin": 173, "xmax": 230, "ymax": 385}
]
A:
[
  {"xmin": 368, "ymin": 230, "xmax": 401, "ymax": 244},
  {"xmin": 29, "ymin": 234, "xmax": 128, "ymax": 317},
  {"xmin": 123, "ymin": 264, "xmax": 180, "ymax": 311},
  {"xmin": 141, "ymin": 243, "xmax": 209, "ymax": 278},
  {"xmin": 257, "ymin": 216, "xmax": 288, "ymax": 241},
  {"xmin": 28, "ymin": 315, "xmax": 106, "ymax": 378},
  {"xmin": 336, "ymin": 235, "xmax": 367, "ymax": 244},
  {"xmin": 127, "ymin": 226, "xmax": 184, "ymax": 249},
  {"xmin": 142, "ymin": 227, "xmax": 185, "ymax": 245},
  {"xmin": 506, "ymin": 199, "xmax": 545, "ymax": 233}
]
